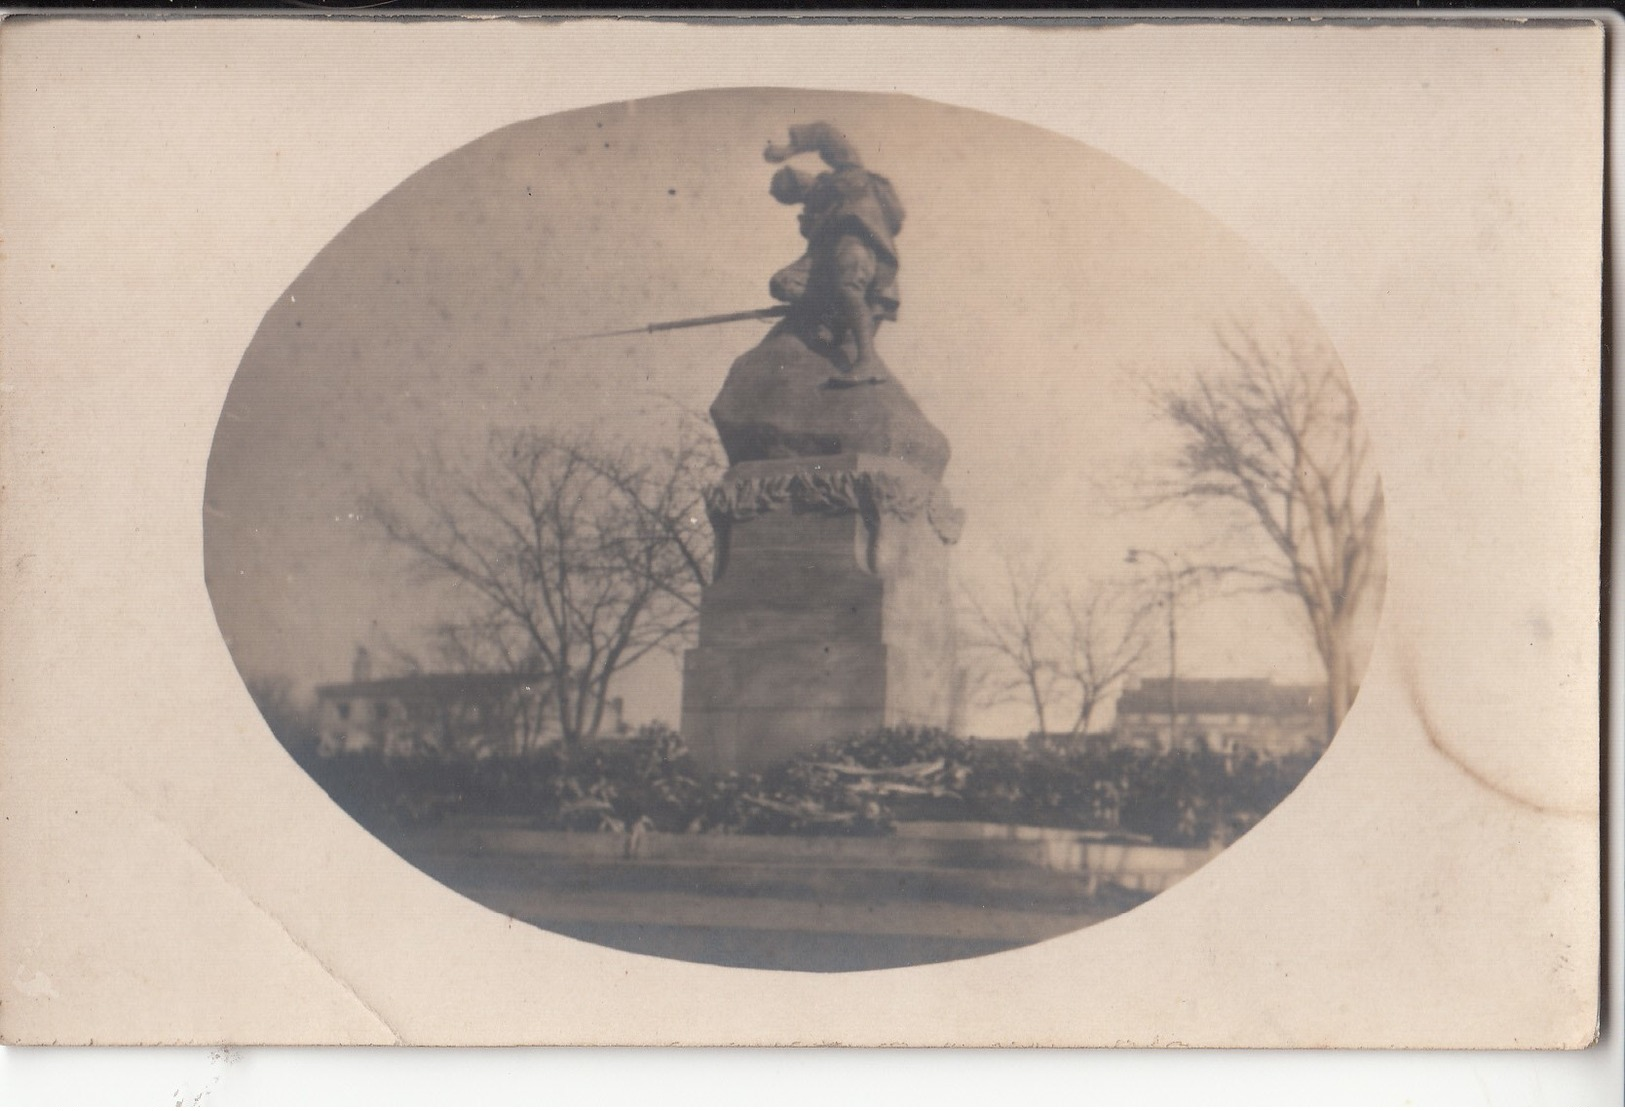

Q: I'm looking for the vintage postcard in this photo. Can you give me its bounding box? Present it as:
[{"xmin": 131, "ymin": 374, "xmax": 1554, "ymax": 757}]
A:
[{"xmin": 0, "ymin": 15, "xmax": 1603, "ymax": 1047}]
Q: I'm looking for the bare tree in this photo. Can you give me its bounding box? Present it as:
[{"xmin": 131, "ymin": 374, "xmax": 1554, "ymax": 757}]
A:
[
  {"xmin": 415, "ymin": 617, "xmax": 556, "ymax": 755},
  {"xmin": 962, "ymin": 557, "xmax": 1062, "ymax": 737},
  {"xmin": 1153, "ymin": 324, "xmax": 1385, "ymax": 735},
  {"xmin": 365, "ymin": 421, "xmax": 718, "ymax": 750},
  {"xmin": 962, "ymin": 558, "xmax": 1149, "ymax": 741},
  {"xmin": 1057, "ymin": 588, "xmax": 1150, "ymax": 738}
]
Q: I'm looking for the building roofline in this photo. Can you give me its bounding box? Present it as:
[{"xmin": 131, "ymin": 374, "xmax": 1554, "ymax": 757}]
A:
[
  {"xmin": 315, "ymin": 672, "xmax": 549, "ymax": 699},
  {"xmin": 1116, "ymin": 677, "xmax": 1328, "ymax": 716}
]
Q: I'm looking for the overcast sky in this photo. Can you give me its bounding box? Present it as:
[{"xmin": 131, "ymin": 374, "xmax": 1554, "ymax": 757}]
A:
[{"xmin": 203, "ymin": 88, "xmax": 1362, "ymax": 736}]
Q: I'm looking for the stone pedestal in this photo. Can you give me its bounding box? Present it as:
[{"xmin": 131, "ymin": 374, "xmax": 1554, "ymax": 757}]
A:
[
  {"xmin": 681, "ymin": 323, "xmax": 964, "ymax": 774},
  {"xmin": 682, "ymin": 454, "xmax": 963, "ymax": 774}
]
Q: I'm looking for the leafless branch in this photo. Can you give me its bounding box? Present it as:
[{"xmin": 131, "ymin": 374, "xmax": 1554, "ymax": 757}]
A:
[
  {"xmin": 1149, "ymin": 322, "xmax": 1385, "ymax": 734},
  {"xmin": 960, "ymin": 557, "xmax": 1152, "ymax": 741},
  {"xmin": 365, "ymin": 423, "xmax": 720, "ymax": 748}
]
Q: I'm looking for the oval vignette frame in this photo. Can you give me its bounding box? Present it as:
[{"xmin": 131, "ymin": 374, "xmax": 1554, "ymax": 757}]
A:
[{"xmin": 203, "ymin": 88, "xmax": 1385, "ymax": 973}]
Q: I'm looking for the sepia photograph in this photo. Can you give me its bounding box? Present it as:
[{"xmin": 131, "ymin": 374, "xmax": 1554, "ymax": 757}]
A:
[
  {"xmin": 0, "ymin": 16, "xmax": 1604, "ymax": 1057},
  {"xmin": 204, "ymin": 90, "xmax": 1385, "ymax": 972}
]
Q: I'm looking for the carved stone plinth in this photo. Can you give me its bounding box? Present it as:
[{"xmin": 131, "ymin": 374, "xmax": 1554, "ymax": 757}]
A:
[{"xmin": 681, "ymin": 453, "xmax": 963, "ymax": 774}]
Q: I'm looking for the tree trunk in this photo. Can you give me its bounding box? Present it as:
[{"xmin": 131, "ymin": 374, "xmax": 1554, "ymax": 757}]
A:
[
  {"xmin": 553, "ymin": 672, "xmax": 580, "ymax": 751},
  {"xmin": 1068, "ymin": 696, "xmax": 1096, "ymax": 741},
  {"xmin": 1028, "ymin": 675, "xmax": 1049, "ymax": 738},
  {"xmin": 1323, "ymin": 630, "xmax": 1353, "ymax": 742}
]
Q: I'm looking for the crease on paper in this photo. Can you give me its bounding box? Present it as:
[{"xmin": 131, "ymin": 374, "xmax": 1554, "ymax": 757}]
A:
[{"xmin": 105, "ymin": 773, "xmax": 407, "ymax": 1045}]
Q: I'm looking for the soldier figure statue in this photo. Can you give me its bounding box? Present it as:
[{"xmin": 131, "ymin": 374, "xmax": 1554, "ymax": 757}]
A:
[
  {"xmin": 684, "ymin": 120, "xmax": 960, "ymax": 778},
  {"xmin": 763, "ymin": 122, "xmax": 905, "ymax": 385}
]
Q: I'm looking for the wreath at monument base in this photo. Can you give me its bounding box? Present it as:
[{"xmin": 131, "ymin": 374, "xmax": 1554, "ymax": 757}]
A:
[{"xmin": 704, "ymin": 465, "xmax": 964, "ymax": 545}]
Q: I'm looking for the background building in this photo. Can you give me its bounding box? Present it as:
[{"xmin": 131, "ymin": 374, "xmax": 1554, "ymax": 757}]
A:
[
  {"xmin": 1112, "ymin": 678, "xmax": 1327, "ymax": 756},
  {"xmin": 314, "ymin": 671, "xmax": 630, "ymax": 759},
  {"xmin": 316, "ymin": 673, "xmax": 549, "ymax": 759}
]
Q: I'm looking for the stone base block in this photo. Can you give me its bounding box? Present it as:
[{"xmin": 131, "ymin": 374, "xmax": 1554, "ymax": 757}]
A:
[
  {"xmin": 684, "ymin": 643, "xmax": 877, "ymax": 772},
  {"xmin": 680, "ymin": 454, "xmax": 962, "ymax": 775}
]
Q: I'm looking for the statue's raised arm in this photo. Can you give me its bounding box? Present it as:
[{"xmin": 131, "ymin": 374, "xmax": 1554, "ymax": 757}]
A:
[{"xmin": 762, "ymin": 122, "xmax": 905, "ymax": 385}]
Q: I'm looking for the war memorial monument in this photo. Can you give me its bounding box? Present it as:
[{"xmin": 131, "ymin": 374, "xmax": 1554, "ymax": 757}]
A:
[
  {"xmin": 201, "ymin": 95, "xmax": 1374, "ymax": 972},
  {"xmin": 679, "ymin": 123, "xmax": 965, "ymax": 773}
]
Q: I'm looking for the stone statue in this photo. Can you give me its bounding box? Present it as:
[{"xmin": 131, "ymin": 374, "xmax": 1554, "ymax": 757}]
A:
[
  {"xmin": 762, "ymin": 123, "xmax": 905, "ymax": 385},
  {"xmin": 682, "ymin": 121, "xmax": 963, "ymax": 774},
  {"xmin": 707, "ymin": 119, "xmax": 948, "ymax": 476}
]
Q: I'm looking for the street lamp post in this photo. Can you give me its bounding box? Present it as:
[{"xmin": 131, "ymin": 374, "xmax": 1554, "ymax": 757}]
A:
[{"xmin": 1127, "ymin": 548, "xmax": 1180, "ymax": 751}]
